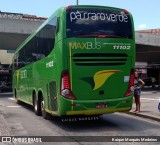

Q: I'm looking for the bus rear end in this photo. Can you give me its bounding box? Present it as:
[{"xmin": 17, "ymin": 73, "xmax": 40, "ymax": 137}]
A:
[{"xmin": 59, "ymin": 5, "xmax": 135, "ymax": 116}]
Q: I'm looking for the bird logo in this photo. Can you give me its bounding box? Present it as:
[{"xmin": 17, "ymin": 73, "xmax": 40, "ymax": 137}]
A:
[{"xmin": 81, "ymin": 70, "xmax": 121, "ymax": 90}]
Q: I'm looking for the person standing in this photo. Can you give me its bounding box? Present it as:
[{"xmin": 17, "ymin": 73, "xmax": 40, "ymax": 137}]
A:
[{"xmin": 134, "ymin": 71, "xmax": 145, "ymax": 113}]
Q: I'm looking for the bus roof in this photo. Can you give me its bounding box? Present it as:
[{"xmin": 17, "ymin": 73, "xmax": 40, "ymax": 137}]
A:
[{"xmin": 14, "ymin": 5, "xmax": 132, "ymax": 54}]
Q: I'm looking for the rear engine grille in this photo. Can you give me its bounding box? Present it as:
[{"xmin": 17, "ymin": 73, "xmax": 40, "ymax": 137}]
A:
[{"xmin": 73, "ymin": 53, "xmax": 128, "ymax": 66}]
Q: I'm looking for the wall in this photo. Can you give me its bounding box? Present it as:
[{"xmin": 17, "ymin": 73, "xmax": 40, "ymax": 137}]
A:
[{"xmin": 0, "ymin": 50, "xmax": 14, "ymax": 65}]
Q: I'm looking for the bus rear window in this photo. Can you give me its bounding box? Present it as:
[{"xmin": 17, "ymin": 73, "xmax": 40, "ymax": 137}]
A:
[{"xmin": 66, "ymin": 8, "xmax": 133, "ymax": 39}]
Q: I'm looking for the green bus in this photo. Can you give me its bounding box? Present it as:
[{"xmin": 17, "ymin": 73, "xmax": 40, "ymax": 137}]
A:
[{"xmin": 12, "ymin": 5, "xmax": 135, "ymax": 119}]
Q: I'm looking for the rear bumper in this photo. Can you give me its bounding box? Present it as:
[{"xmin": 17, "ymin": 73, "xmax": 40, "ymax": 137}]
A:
[
  {"xmin": 59, "ymin": 95, "xmax": 133, "ymax": 116},
  {"xmin": 66, "ymin": 107, "xmax": 131, "ymax": 115}
]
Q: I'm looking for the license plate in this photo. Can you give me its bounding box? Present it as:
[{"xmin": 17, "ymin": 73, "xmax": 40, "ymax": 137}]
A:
[{"xmin": 96, "ymin": 103, "xmax": 107, "ymax": 108}]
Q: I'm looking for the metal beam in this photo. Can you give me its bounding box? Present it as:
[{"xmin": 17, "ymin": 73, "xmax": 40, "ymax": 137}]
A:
[{"xmin": 76, "ymin": 0, "xmax": 79, "ymax": 5}]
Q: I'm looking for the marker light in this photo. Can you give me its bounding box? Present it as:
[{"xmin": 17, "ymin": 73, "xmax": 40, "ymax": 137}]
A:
[
  {"xmin": 123, "ymin": 9, "xmax": 129, "ymax": 14},
  {"xmin": 121, "ymin": 9, "xmax": 129, "ymax": 15},
  {"xmin": 66, "ymin": 5, "xmax": 72, "ymax": 9}
]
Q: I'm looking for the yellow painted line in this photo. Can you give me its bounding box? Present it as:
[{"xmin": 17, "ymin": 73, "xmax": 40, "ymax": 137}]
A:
[
  {"xmin": 69, "ymin": 47, "xmax": 73, "ymax": 90},
  {"xmin": 8, "ymin": 98, "xmax": 16, "ymax": 101},
  {"xmin": 141, "ymin": 98, "xmax": 159, "ymax": 101},
  {"xmin": 71, "ymin": 100, "xmax": 74, "ymax": 111},
  {"xmin": 16, "ymin": 70, "xmax": 20, "ymax": 86},
  {"xmin": 7, "ymin": 106, "xmax": 21, "ymax": 108},
  {"xmin": 45, "ymin": 109, "xmax": 58, "ymax": 116}
]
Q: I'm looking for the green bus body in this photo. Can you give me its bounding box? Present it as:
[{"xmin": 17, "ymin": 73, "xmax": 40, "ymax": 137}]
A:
[{"xmin": 12, "ymin": 5, "xmax": 135, "ymax": 117}]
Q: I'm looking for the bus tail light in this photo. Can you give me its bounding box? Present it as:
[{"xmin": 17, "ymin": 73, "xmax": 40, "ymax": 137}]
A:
[
  {"xmin": 125, "ymin": 69, "xmax": 135, "ymax": 97},
  {"xmin": 60, "ymin": 70, "xmax": 76, "ymax": 100}
]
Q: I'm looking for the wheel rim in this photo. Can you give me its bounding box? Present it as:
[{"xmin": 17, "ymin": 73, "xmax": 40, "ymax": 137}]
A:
[
  {"xmin": 41, "ymin": 100, "xmax": 44, "ymax": 113},
  {"xmin": 34, "ymin": 98, "xmax": 37, "ymax": 111}
]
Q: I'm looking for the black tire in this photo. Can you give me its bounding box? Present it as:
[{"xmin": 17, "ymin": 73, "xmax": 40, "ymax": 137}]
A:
[
  {"xmin": 41, "ymin": 97, "xmax": 51, "ymax": 120},
  {"xmin": 33, "ymin": 93, "xmax": 42, "ymax": 116},
  {"xmin": 14, "ymin": 89, "xmax": 21, "ymax": 104},
  {"xmin": 16, "ymin": 99, "xmax": 21, "ymax": 104},
  {"xmin": 152, "ymin": 85, "xmax": 155, "ymax": 89}
]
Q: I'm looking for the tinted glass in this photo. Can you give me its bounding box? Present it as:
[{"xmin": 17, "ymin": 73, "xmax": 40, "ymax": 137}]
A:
[
  {"xmin": 66, "ymin": 8, "xmax": 133, "ymax": 39},
  {"xmin": 16, "ymin": 17, "xmax": 57, "ymax": 69}
]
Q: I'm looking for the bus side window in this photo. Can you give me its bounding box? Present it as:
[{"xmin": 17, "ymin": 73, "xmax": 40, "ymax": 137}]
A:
[
  {"xmin": 36, "ymin": 16, "xmax": 57, "ymax": 57},
  {"xmin": 13, "ymin": 58, "xmax": 17, "ymax": 70},
  {"xmin": 56, "ymin": 17, "xmax": 60, "ymax": 34},
  {"xmin": 12, "ymin": 17, "xmax": 59, "ymax": 70},
  {"xmin": 18, "ymin": 49, "xmax": 27, "ymax": 68},
  {"xmin": 47, "ymin": 17, "xmax": 57, "ymax": 49},
  {"xmin": 13, "ymin": 55, "xmax": 18, "ymax": 70}
]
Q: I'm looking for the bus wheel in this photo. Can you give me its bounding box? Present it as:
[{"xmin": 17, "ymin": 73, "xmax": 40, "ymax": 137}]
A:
[
  {"xmin": 16, "ymin": 99, "xmax": 21, "ymax": 104},
  {"xmin": 33, "ymin": 94, "xmax": 41, "ymax": 116},
  {"xmin": 14, "ymin": 89, "xmax": 21, "ymax": 104},
  {"xmin": 41, "ymin": 97, "xmax": 51, "ymax": 120}
]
